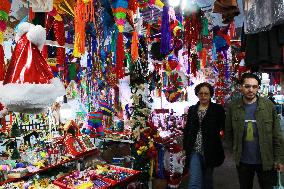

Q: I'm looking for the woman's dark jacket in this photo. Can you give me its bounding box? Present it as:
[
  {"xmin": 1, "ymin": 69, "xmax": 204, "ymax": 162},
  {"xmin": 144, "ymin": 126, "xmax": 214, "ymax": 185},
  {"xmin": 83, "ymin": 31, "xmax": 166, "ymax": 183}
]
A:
[{"xmin": 183, "ymin": 102, "xmax": 225, "ymax": 167}]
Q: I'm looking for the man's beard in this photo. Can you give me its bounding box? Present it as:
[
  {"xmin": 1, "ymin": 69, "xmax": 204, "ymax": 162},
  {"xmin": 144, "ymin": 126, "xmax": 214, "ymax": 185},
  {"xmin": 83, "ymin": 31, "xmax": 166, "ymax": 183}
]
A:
[{"xmin": 244, "ymin": 93, "xmax": 256, "ymax": 101}]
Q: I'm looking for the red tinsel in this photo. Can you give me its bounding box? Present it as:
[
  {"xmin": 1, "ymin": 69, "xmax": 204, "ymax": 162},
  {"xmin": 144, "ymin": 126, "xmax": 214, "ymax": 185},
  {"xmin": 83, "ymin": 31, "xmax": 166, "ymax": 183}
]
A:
[
  {"xmin": 128, "ymin": 0, "xmax": 138, "ymax": 13},
  {"xmin": 131, "ymin": 31, "xmax": 139, "ymax": 62},
  {"xmin": 215, "ymin": 53, "xmax": 225, "ymax": 105},
  {"xmin": 201, "ymin": 48, "xmax": 207, "ymax": 68},
  {"xmin": 54, "ymin": 21, "xmax": 66, "ymax": 67},
  {"xmin": 115, "ymin": 32, "xmax": 125, "ymax": 79},
  {"xmin": 0, "ymin": 45, "xmax": 5, "ymax": 81},
  {"xmin": 229, "ymin": 21, "xmax": 236, "ymax": 39},
  {"xmin": 191, "ymin": 54, "xmax": 198, "ymax": 77},
  {"xmin": 184, "ymin": 13, "xmax": 202, "ymax": 47},
  {"xmin": 29, "ymin": 7, "xmax": 35, "ymax": 22}
]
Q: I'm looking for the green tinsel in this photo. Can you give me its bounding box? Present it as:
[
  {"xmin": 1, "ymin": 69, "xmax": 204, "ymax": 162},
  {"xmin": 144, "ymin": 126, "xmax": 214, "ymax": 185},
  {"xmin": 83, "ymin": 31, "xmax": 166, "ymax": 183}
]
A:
[
  {"xmin": 111, "ymin": 28, "xmax": 118, "ymax": 53},
  {"xmin": 196, "ymin": 41, "xmax": 202, "ymax": 52},
  {"xmin": 197, "ymin": 60, "xmax": 201, "ymax": 70},
  {"xmin": 125, "ymin": 52, "xmax": 132, "ymax": 69},
  {"xmin": 202, "ymin": 18, "xmax": 209, "ymax": 36},
  {"xmin": 68, "ymin": 63, "xmax": 77, "ymax": 80}
]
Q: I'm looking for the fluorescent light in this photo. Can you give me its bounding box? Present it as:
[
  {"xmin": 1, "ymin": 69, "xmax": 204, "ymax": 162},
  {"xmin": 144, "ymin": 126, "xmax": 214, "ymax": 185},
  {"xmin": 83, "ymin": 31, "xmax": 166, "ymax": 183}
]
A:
[{"xmin": 169, "ymin": 0, "xmax": 181, "ymax": 7}]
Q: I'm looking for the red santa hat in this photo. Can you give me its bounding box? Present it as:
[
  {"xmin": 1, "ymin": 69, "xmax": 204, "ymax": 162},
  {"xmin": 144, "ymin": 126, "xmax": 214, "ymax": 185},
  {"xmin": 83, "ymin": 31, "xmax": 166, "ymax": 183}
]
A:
[{"xmin": 0, "ymin": 22, "xmax": 66, "ymax": 113}]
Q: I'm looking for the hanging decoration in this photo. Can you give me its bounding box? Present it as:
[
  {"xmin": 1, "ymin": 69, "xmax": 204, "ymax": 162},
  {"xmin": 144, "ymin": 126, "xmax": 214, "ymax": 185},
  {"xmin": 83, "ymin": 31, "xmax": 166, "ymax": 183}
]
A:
[
  {"xmin": 73, "ymin": 0, "xmax": 94, "ymax": 57},
  {"xmin": 215, "ymin": 53, "xmax": 225, "ymax": 105},
  {"xmin": 0, "ymin": 0, "xmax": 11, "ymax": 81},
  {"xmin": 160, "ymin": 6, "xmax": 171, "ymax": 55},
  {"xmin": 0, "ymin": 22, "xmax": 66, "ymax": 113},
  {"xmin": 213, "ymin": 25, "xmax": 230, "ymax": 60},
  {"xmin": 112, "ymin": 0, "xmax": 128, "ymax": 79},
  {"xmin": 45, "ymin": 13, "xmax": 66, "ymax": 75},
  {"xmin": 131, "ymin": 31, "xmax": 139, "ymax": 62}
]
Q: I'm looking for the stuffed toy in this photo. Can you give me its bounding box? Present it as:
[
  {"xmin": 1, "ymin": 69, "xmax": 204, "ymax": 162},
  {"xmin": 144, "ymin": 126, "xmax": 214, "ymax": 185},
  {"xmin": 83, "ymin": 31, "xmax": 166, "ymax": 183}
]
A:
[{"xmin": 0, "ymin": 22, "xmax": 66, "ymax": 113}]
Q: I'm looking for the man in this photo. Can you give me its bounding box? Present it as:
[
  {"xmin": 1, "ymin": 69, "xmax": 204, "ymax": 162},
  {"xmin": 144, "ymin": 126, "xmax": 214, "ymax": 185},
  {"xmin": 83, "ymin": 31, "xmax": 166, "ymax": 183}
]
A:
[{"xmin": 225, "ymin": 73, "xmax": 284, "ymax": 189}]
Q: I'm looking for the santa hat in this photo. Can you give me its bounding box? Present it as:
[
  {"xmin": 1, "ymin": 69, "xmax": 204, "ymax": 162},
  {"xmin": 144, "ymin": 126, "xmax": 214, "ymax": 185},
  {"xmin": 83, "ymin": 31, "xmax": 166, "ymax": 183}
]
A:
[{"xmin": 0, "ymin": 22, "xmax": 66, "ymax": 113}]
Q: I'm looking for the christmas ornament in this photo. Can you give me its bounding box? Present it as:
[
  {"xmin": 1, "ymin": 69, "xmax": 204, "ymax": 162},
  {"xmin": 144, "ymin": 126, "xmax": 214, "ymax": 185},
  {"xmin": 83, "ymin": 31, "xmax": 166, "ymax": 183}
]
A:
[
  {"xmin": 0, "ymin": 22, "xmax": 66, "ymax": 113},
  {"xmin": 112, "ymin": 0, "xmax": 128, "ymax": 79}
]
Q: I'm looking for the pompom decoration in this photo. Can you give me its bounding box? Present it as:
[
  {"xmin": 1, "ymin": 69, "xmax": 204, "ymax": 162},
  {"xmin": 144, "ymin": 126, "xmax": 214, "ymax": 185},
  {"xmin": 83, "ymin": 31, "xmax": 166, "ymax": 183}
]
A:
[
  {"xmin": 0, "ymin": 22, "xmax": 66, "ymax": 113},
  {"xmin": 99, "ymin": 100, "xmax": 115, "ymax": 116},
  {"xmin": 112, "ymin": 0, "xmax": 128, "ymax": 79},
  {"xmin": 160, "ymin": 6, "xmax": 171, "ymax": 55},
  {"xmin": 112, "ymin": 0, "xmax": 128, "ymax": 33},
  {"xmin": 87, "ymin": 111, "xmax": 104, "ymax": 135}
]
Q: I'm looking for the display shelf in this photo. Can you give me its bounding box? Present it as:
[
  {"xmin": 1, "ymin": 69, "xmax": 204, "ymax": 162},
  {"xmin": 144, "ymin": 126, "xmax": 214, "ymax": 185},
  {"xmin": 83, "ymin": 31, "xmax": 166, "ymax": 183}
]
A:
[
  {"xmin": 53, "ymin": 171, "xmax": 112, "ymax": 189},
  {"xmin": 0, "ymin": 149, "xmax": 99, "ymax": 186},
  {"xmin": 106, "ymin": 165, "xmax": 141, "ymax": 188},
  {"xmin": 53, "ymin": 165, "xmax": 141, "ymax": 189}
]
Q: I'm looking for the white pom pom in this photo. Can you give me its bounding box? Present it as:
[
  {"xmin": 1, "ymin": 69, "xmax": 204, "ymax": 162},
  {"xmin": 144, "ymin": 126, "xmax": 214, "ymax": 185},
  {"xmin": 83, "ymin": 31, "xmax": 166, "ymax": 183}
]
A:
[
  {"xmin": 26, "ymin": 25, "xmax": 46, "ymax": 51},
  {"xmin": 15, "ymin": 22, "xmax": 35, "ymax": 42}
]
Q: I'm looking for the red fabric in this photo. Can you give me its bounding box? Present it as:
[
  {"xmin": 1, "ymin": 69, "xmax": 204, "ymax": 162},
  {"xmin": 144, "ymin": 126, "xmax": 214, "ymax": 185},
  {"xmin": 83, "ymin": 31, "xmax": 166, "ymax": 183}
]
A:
[
  {"xmin": 0, "ymin": 45, "xmax": 5, "ymax": 81},
  {"xmin": 3, "ymin": 34, "xmax": 54, "ymax": 84}
]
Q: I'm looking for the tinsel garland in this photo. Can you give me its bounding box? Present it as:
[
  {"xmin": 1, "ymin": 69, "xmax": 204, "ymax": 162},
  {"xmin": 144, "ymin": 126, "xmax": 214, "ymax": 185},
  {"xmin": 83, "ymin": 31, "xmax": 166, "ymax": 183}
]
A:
[
  {"xmin": 0, "ymin": 45, "xmax": 5, "ymax": 81},
  {"xmin": 0, "ymin": 0, "xmax": 11, "ymax": 76},
  {"xmin": 128, "ymin": 0, "xmax": 138, "ymax": 13},
  {"xmin": 54, "ymin": 20, "xmax": 66, "ymax": 67},
  {"xmin": 115, "ymin": 32, "xmax": 125, "ymax": 79},
  {"xmin": 215, "ymin": 53, "xmax": 225, "ymax": 105},
  {"xmin": 131, "ymin": 31, "xmax": 139, "ymax": 62},
  {"xmin": 73, "ymin": 0, "xmax": 87, "ymax": 57},
  {"xmin": 160, "ymin": 6, "xmax": 171, "ymax": 55},
  {"xmin": 201, "ymin": 48, "xmax": 207, "ymax": 69},
  {"xmin": 191, "ymin": 53, "xmax": 198, "ymax": 77}
]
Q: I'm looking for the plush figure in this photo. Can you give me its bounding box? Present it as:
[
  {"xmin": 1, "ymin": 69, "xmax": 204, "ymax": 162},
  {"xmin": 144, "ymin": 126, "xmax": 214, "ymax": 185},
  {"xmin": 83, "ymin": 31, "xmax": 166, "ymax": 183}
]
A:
[
  {"xmin": 0, "ymin": 22, "xmax": 66, "ymax": 113},
  {"xmin": 164, "ymin": 142, "xmax": 185, "ymax": 188},
  {"xmin": 81, "ymin": 111, "xmax": 104, "ymax": 136}
]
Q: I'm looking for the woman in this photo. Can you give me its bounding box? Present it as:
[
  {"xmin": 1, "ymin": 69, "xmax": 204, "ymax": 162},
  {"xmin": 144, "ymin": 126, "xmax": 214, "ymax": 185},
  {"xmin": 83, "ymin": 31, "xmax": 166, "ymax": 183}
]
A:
[{"xmin": 183, "ymin": 82, "xmax": 225, "ymax": 189}]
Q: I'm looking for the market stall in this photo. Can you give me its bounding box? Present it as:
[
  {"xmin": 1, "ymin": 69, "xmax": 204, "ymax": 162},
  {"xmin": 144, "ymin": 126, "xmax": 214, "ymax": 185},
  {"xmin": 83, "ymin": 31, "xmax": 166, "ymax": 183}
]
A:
[{"xmin": 0, "ymin": 0, "xmax": 282, "ymax": 188}]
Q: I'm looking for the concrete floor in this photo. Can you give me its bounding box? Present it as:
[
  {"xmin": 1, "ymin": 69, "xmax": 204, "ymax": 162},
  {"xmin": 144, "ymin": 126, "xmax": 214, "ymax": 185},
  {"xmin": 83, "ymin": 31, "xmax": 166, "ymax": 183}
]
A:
[
  {"xmin": 178, "ymin": 119, "xmax": 284, "ymax": 189},
  {"xmin": 178, "ymin": 145, "xmax": 261, "ymax": 189}
]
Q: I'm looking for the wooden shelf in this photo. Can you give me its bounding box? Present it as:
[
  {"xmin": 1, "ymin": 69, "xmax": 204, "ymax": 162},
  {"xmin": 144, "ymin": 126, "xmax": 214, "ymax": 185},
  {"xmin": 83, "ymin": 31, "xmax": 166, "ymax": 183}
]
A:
[{"xmin": 0, "ymin": 149, "xmax": 99, "ymax": 186}]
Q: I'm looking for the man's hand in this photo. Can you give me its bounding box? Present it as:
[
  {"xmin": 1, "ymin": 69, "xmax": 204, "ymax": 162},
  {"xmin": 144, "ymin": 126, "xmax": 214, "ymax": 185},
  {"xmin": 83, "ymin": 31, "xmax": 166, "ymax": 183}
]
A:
[{"xmin": 275, "ymin": 163, "xmax": 284, "ymax": 172}]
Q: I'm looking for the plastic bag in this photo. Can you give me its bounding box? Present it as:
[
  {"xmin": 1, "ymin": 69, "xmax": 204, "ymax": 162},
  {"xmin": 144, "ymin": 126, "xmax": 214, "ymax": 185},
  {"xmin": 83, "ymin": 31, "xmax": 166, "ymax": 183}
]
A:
[{"xmin": 243, "ymin": 0, "xmax": 284, "ymax": 34}]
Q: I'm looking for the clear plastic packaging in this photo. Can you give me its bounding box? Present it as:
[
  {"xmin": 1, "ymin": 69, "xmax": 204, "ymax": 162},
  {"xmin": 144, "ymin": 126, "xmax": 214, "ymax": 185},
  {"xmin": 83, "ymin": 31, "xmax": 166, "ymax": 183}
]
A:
[{"xmin": 243, "ymin": 0, "xmax": 284, "ymax": 34}]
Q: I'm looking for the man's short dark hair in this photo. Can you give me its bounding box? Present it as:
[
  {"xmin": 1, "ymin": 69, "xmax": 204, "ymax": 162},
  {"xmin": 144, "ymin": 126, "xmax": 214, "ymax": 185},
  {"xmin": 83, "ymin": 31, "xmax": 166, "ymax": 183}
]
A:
[
  {"xmin": 240, "ymin": 73, "xmax": 261, "ymax": 85},
  {"xmin": 194, "ymin": 82, "xmax": 214, "ymax": 97}
]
